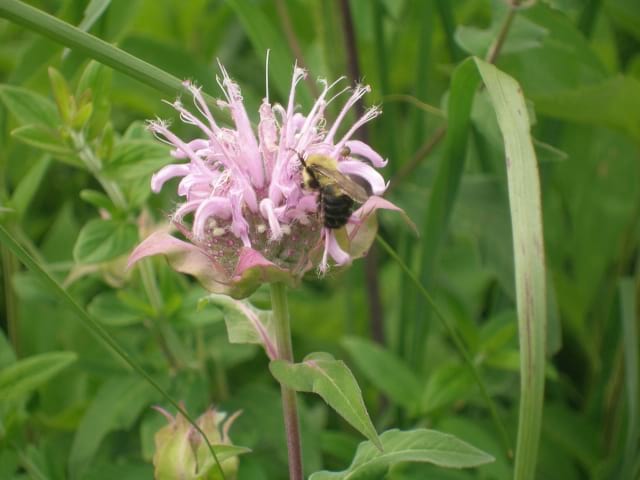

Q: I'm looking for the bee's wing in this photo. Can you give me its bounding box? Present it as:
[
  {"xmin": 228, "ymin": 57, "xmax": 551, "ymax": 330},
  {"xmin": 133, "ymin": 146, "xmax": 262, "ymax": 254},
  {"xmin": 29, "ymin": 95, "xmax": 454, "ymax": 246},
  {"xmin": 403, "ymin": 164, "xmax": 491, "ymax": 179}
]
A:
[{"xmin": 311, "ymin": 165, "xmax": 370, "ymax": 203}]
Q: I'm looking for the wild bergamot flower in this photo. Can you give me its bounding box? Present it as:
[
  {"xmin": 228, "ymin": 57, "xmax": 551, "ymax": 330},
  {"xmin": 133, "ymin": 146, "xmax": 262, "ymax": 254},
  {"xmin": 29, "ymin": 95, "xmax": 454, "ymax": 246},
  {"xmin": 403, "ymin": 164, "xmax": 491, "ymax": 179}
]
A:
[{"xmin": 129, "ymin": 61, "xmax": 408, "ymax": 298}]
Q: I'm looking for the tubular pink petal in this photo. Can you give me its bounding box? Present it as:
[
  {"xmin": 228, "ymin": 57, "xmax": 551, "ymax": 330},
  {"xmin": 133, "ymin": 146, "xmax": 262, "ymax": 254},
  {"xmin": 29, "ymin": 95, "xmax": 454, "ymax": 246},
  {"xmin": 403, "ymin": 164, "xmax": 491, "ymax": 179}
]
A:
[
  {"xmin": 259, "ymin": 198, "xmax": 283, "ymax": 241},
  {"xmin": 151, "ymin": 164, "xmax": 192, "ymax": 193},
  {"xmin": 325, "ymin": 85, "xmax": 371, "ymax": 143},
  {"xmin": 339, "ymin": 140, "xmax": 388, "ymax": 167},
  {"xmin": 326, "ymin": 231, "xmax": 351, "ymax": 265},
  {"xmin": 337, "ymin": 106, "xmax": 382, "ymax": 146},
  {"xmin": 173, "ymin": 199, "xmax": 202, "ymax": 221},
  {"xmin": 338, "ymin": 160, "xmax": 388, "ymax": 195},
  {"xmin": 193, "ymin": 197, "xmax": 233, "ymax": 238},
  {"xmin": 217, "ymin": 60, "xmax": 265, "ymax": 188},
  {"xmin": 171, "ymin": 139, "xmax": 209, "ymax": 159},
  {"xmin": 352, "ymin": 196, "xmax": 418, "ymax": 234}
]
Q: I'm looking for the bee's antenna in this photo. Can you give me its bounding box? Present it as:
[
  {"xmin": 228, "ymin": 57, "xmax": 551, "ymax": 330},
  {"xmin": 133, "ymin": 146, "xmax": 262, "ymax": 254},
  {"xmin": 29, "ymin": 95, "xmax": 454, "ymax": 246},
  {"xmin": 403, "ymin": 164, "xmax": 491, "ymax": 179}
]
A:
[{"xmin": 288, "ymin": 147, "xmax": 306, "ymax": 167}]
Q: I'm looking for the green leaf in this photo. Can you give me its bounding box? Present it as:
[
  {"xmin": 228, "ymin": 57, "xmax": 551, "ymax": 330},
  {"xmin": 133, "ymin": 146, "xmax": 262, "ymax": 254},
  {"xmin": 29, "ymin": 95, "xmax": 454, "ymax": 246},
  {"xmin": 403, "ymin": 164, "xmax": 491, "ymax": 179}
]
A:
[
  {"xmin": 87, "ymin": 291, "xmax": 144, "ymax": 327},
  {"xmin": 203, "ymin": 294, "xmax": 277, "ymax": 360},
  {"xmin": 10, "ymin": 156, "xmax": 52, "ymax": 218},
  {"xmin": 420, "ymin": 364, "xmax": 474, "ymax": 415},
  {"xmin": 11, "ymin": 124, "xmax": 73, "ymax": 157},
  {"xmin": 270, "ymin": 352, "xmax": 381, "ymax": 450},
  {"xmin": 79, "ymin": 189, "xmax": 116, "ymax": 213},
  {"xmin": 73, "ymin": 218, "xmax": 138, "ymax": 264},
  {"xmin": 533, "ymin": 75, "xmax": 640, "ymax": 143},
  {"xmin": 103, "ymin": 139, "xmax": 171, "ymax": 180},
  {"xmin": 77, "ymin": 61, "xmax": 113, "ymax": 139},
  {"xmin": 69, "ymin": 376, "xmax": 157, "ymax": 480},
  {"xmin": 309, "ymin": 429, "xmax": 494, "ymax": 480},
  {"xmin": 341, "ymin": 336, "xmax": 421, "ymax": 412},
  {"xmin": 77, "ymin": 0, "xmax": 112, "ymax": 33},
  {"xmin": 0, "ymin": 84, "xmax": 59, "ymax": 127},
  {"xmin": 473, "ymin": 57, "xmax": 547, "ymax": 480},
  {"xmin": 0, "ymin": 351, "xmax": 77, "ymax": 402},
  {"xmin": 48, "ymin": 66, "xmax": 73, "ymax": 124}
]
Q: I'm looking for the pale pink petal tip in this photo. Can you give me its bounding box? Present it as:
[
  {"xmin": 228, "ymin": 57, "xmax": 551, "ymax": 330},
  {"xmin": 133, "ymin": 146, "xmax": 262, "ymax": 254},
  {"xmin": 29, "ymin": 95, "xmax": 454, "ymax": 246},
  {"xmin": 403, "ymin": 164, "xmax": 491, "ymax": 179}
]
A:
[{"xmin": 354, "ymin": 196, "xmax": 418, "ymax": 234}]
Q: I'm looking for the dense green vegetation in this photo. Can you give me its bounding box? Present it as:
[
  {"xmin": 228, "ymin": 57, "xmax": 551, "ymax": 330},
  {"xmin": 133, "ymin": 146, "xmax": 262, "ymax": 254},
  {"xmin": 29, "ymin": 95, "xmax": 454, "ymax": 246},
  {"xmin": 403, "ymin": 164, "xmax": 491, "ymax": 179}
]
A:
[{"xmin": 0, "ymin": 0, "xmax": 639, "ymax": 479}]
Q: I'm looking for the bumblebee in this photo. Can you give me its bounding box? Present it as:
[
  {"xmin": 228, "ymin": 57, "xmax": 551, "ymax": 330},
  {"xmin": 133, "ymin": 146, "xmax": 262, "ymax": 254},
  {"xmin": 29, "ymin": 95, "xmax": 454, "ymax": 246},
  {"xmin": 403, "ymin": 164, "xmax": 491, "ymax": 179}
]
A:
[{"xmin": 296, "ymin": 151, "xmax": 369, "ymax": 229}]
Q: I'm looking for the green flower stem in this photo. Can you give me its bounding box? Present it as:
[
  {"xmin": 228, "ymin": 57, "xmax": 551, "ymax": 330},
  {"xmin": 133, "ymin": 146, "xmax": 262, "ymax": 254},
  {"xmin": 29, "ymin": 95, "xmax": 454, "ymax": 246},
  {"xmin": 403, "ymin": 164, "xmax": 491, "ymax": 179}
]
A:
[
  {"xmin": 270, "ymin": 282, "xmax": 303, "ymax": 480},
  {"xmin": 138, "ymin": 258, "xmax": 183, "ymax": 370}
]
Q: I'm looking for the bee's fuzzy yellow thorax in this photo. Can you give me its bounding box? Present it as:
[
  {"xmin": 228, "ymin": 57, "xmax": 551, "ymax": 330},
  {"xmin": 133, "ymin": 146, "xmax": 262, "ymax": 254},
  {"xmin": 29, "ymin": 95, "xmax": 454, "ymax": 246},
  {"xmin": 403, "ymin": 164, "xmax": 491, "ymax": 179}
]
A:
[{"xmin": 305, "ymin": 154, "xmax": 338, "ymax": 169}]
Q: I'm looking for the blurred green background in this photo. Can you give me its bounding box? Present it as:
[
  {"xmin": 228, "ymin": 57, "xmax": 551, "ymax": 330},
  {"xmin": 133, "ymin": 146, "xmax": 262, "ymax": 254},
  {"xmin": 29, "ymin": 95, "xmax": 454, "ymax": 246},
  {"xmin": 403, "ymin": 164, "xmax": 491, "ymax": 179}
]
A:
[{"xmin": 0, "ymin": 0, "xmax": 639, "ymax": 479}]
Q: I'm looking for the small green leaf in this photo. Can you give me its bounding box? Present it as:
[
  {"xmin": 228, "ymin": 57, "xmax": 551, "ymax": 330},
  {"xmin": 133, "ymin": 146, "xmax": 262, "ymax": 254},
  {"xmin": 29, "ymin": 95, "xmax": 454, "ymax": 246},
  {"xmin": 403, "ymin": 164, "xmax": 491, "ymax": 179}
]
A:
[
  {"xmin": 73, "ymin": 218, "xmax": 138, "ymax": 264},
  {"xmin": 270, "ymin": 352, "xmax": 381, "ymax": 450},
  {"xmin": 48, "ymin": 66, "xmax": 73, "ymax": 124},
  {"xmin": 11, "ymin": 124, "xmax": 72, "ymax": 156},
  {"xmin": 309, "ymin": 429, "xmax": 494, "ymax": 480},
  {"xmin": 203, "ymin": 294, "xmax": 277, "ymax": 359},
  {"xmin": 77, "ymin": 0, "xmax": 112, "ymax": 33},
  {"xmin": 72, "ymin": 101, "xmax": 94, "ymax": 129},
  {"xmin": 87, "ymin": 291, "xmax": 144, "ymax": 327},
  {"xmin": 0, "ymin": 351, "xmax": 77, "ymax": 402},
  {"xmin": 0, "ymin": 84, "xmax": 59, "ymax": 127},
  {"xmin": 342, "ymin": 336, "xmax": 421, "ymax": 412},
  {"xmin": 79, "ymin": 189, "xmax": 116, "ymax": 213},
  {"xmin": 103, "ymin": 140, "xmax": 171, "ymax": 180},
  {"xmin": 77, "ymin": 61, "xmax": 112, "ymax": 139}
]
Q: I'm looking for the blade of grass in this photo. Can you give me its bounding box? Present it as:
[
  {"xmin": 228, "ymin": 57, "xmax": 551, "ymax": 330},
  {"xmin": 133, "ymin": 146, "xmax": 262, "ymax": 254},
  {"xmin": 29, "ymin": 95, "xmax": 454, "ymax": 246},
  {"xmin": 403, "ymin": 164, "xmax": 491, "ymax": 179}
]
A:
[
  {"xmin": 619, "ymin": 278, "xmax": 639, "ymax": 478},
  {"xmin": 376, "ymin": 235, "xmax": 512, "ymax": 456},
  {"xmin": 0, "ymin": 0, "xmax": 218, "ymax": 106},
  {"xmin": 0, "ymin": 224, "xmax": 229, "ymax": 480},
  {"xmin": 473, "ymin": 57, "xmax": 547, "ymax": 480}
]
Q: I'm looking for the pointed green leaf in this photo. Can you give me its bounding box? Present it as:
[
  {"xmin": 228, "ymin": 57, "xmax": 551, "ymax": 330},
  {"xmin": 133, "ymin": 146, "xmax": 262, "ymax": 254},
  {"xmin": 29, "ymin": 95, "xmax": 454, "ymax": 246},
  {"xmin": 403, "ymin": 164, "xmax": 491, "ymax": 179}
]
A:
[
  {"xmin": 11, "ymin": 124, "xmax": 73, "ymax": 157},
  {"xmin": 270, "ymin": 352, "xmax": 381, "ymax": 450},
  {"xmin": 0, "ymin": 84, "xmax": 59, "ymax": 127},
  {"xmin": 103, "ymin": 140, "xmax": 171, "ymax": 180},
  {"xmin": 202, "ymin": 294, "xmax": 277, "ymax": 360},
  {"xmin": 309, "ymin": 429, "xmax": 494, "ymax": 480},
  {"xmin": 73, "ymin": 218, "xmax": 139, "ymax": 264},
  {"xmin": 0, "ymin": 351, "xmax": 77, "ymax": 402},
  {"xmin": 342, "ymin": 336, "xmax": 421, "ymax": 411},
  {"xmin": 48, "ymin": 66, "xmax": 73, "ymax": 124}
]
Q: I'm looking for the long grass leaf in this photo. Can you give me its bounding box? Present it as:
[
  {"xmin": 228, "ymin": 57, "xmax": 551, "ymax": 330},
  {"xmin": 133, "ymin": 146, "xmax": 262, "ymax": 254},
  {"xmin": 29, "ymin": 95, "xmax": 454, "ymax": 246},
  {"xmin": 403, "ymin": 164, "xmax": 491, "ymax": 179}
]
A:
[{"xmin": 473, "ymin": 58, "xmax": 547, "ymax": 480}]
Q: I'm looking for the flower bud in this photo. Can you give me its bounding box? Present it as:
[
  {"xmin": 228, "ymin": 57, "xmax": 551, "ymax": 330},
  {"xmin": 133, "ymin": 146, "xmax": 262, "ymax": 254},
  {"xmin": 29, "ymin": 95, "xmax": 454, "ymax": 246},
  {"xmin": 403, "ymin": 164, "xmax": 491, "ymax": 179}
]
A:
[{"xmin": 153, "ymin": 407, "xmax": 241, "ymax": 480}]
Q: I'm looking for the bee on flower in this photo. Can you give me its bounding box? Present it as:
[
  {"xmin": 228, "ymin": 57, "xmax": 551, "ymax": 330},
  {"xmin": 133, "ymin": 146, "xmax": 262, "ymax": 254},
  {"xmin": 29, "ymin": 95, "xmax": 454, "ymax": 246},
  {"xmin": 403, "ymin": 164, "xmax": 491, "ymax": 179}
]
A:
[{"xmin": 129, "ymin": 59, "xmax": 409, "ymax": 299}]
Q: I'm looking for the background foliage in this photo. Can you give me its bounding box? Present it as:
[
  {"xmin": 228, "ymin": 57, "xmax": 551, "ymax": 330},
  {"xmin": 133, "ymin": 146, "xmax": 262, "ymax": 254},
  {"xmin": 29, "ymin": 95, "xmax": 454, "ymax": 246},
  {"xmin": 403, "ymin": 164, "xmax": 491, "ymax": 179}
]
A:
[{"xmin": 0, "ymin": 0, "xmax": 639, "ymax": 479}]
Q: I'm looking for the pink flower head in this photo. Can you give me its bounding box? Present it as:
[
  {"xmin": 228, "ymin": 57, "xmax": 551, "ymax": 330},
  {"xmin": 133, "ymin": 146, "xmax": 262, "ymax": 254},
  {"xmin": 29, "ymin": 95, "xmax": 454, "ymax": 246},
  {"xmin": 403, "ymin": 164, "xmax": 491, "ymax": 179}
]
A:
[{"xmin": 129, "ymin": 60, "xmax": 410, "ymax": 298}]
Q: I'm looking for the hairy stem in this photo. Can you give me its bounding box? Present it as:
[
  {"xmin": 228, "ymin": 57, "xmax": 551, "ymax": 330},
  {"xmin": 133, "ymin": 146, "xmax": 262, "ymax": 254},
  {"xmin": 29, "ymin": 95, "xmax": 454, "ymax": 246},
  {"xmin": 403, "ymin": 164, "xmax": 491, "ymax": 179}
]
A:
[{"xmin": 270, "ymin": 282, "xmax": 303, "ymax": 480}]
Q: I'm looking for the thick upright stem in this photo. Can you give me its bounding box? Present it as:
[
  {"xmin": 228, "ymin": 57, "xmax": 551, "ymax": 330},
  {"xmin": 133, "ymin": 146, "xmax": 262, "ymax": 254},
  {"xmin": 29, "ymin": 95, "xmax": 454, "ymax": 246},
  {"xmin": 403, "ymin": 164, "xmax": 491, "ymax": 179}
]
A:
[{"xmin": 270, "ymin": 282, "xmax": 303, "ymax": 480}]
